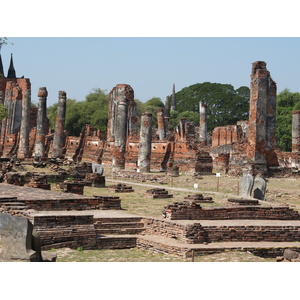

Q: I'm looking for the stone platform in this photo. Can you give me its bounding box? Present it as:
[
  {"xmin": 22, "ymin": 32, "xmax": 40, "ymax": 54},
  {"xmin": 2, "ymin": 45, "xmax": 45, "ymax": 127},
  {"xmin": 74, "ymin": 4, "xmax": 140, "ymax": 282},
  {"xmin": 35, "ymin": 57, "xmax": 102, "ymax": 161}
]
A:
[{"xmin": 1, "ymin": 183, "xmax": 300, "ymax": 259}]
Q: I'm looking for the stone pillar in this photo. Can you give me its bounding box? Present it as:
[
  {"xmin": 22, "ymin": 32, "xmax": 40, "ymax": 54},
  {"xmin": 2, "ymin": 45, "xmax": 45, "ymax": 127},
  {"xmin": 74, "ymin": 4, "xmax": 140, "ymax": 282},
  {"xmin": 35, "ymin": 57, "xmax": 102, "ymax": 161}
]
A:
[
  {"xmin": 164, "ymin": 95, "xmax": 170, "ymax": 118},
  {"xmin": 137, "ymin": 113, "xmax": 152, "ymax": 172},
  {"xmin": 247, "ymin": 61, "xmax": 276, "ymax": 174},
  {"xmin": 266, "ymin": 78, "xmax": 278, "ymax": 165},
  {"xmin": 52, "ymin": 91, "xmax": 67, "ymax": 158},
  {"xmin": 18, "ymin": 89, "xmax": 31, "ymax": 159},
  {"xmin": 157, "ymin": 108, "xmax": 166, "ymax": 140},
  {"xmin": 199, "ymin": 101, "xmax": 207, "ymax": 144},
  {"xmin": 292, "ymin": 110, "xmax": 300, "ymax": 152},
  {"xmin": 110, "ymin": 84, "xmax": 134, "ymax": 169},
  {"xmin": 170, "ymin": 83, "xmax": 176, "ymax": 112},
  {"xmin": 128, "ymin": 99, "xmax": 138, "ymax": 137},
  {"xmin": 34, "ymin": 87, "xmax": 48, "ymax": 159}
]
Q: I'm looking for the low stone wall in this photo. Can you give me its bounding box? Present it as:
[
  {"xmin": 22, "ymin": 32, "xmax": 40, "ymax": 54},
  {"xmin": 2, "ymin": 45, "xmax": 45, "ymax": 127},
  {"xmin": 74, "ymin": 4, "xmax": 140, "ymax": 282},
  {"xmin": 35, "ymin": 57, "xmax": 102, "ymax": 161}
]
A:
[
  {"xmin": 203, "ymin": 225, "xmax": 300, "ymax": 243},
  {"xmin": 163, "ymin": 203, "xmax": 300, "ymax": 220},
  {"xmin": 23, "ymin": 198, "xmax": 100, "ymax": 211},
  {"xmin": 141, "ymin": 218, "xmax": 205, "ymax": 244},
  {"xmin": 33, "ymin": 215, "xmax": 97, "ymax": 250}
]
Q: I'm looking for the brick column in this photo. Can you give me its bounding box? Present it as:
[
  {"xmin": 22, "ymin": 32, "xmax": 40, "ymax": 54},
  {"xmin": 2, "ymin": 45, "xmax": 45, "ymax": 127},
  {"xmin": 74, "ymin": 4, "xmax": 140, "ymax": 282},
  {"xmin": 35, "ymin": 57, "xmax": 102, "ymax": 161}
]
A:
[
  {"xmin": 137, "ymin": 113, "xmax": 152, "ymax": 172},
  {"xmin": 292, "ymin": 110, "xmax": 300, "ymax": 152},
  {"xmin": 110, "ymin": 84, "xmax": 134, "ymax": 169},
  {"xmin": 157, "ymin": 108, "xmax": 166, "ymax": 140},
  {"xmin": 247, "ymin": 61, "xmax": 276, "ymax": 174},
  {"xmin": 199, "ymin": 101, "xmax": 207, "ymax": 144},
  {"xmin": 34, "ymin": 87, "xmax": 48, "ymax": 159},
  {"xmin": 52, "ymin": 91, "xmax": 66, "ymax": 158},
  {"xmin": 18, "ymin": 88, "xmax": 31, "ymax": 159}
]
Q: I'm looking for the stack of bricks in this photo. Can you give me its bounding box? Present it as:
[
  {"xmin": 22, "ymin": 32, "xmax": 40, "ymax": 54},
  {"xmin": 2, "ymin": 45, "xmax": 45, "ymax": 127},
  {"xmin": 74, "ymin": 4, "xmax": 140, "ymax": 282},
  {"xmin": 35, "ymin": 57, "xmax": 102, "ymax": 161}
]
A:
[
  {"xmin": 56, "ymin": 180, "xmax": 85, "ymax": 195},
  {"xmin": 93, "ymin": 195, "xmax": 122, "ymax": 210},
  {"xmin": 146, "ymin": 188, "xmax": 173, "ymax": 199},
  {"xmin": 184, "ymin": 194, "xmax": 214, "ymax": 203},
  {"xmin": 26, "ymin": 174, "xmax": 51, "ymax": 190},
  {"xmin": 163, "ymin": 203, "xmax": 300, "ymax": 220},
  {"xmin": 33, "ymin": 215, "xmax": 97, "ymax": 250},
  {"xmin": 85, "ymin": 173, "xmax": 105, "ymax": 187},
  {"xmin": 227, "ymin": 198, "xmax": 260, "ymax": 206},
  {"xmin": 108, "ymin": 183, "xmax": 134, "ymax": 193}
]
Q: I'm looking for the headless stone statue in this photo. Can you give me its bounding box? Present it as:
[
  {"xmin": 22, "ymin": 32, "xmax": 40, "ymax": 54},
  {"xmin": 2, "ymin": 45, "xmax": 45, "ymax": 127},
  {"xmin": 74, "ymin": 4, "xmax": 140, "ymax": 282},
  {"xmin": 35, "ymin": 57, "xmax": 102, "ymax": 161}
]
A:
[
  {"xmin": 0, "ymin": 213, "xmax": 42, "ymax": 262},
  {"xmin": 240, "ymin": 173, "xmax": 254, "ymax": 198},
  {"xmin": 253, "ymin": 174, "xmax": 266, "ymax": 200}
]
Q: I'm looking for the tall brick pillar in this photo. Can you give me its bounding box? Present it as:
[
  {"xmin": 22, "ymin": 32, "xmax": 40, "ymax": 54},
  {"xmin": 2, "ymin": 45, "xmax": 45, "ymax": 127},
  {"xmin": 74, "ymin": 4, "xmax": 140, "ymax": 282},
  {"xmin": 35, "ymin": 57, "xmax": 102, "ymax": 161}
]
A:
[
  {"xmin": 109, "ymin": 84, "xmax": 134, "ymax": 169},
  {"xmin": 18, "ymin": 88, "xmax": 31, "ymax": 159},
  {"xmin": 52, "ymin": 91, "xmax": 66, "ymax": 158},
  {"xmin": 247, "ymin": 61, "xmax": 277, "ymax": 174},
  {"xmin": 199, "ymin": 101, "xmax": 207, "ymax": 144},
  {"xmin": 34, "ymin": 87, "xmax": 48, "ymax": 159},
  {"xmin": 137, "ymin": 113, "xmax": 152, "ymax": 172},
  {"xmin": 292, "ymin": 110, "xmax": 300, "ymax": 152},
  {"xmin": 157, "ymin": 108, "xmax": 166, "ymax": 140}
]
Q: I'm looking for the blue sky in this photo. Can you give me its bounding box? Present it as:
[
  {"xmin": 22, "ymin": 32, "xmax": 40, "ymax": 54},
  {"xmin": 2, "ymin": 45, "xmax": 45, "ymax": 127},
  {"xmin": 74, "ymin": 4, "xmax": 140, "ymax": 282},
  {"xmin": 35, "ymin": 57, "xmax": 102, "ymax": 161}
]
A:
[{"xmin": 1, "ymin": 37, "xmax": 300, "ymax": 107}]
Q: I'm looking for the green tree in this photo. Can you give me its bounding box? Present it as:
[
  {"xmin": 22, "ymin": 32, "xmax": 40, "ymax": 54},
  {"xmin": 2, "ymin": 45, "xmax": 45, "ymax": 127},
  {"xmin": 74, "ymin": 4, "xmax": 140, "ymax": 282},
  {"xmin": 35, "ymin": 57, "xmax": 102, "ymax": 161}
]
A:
[
  {"xmin": 171, "ymin": 82, "xmax": 250, "ymax": 131},
  {"xmin": 0, "ymin": 103, "xmax": 8, "ymax": 119},
  {"xmin": 276, "ymin": 89, "xmax": 300, "ymax": 151},
  {"xmin": 47, "ymin": 88, "xmax": 109, "ymax": 136},
  {"xmin": 142, "ymin": 97, "xmax": 165, "ymax": 129}
]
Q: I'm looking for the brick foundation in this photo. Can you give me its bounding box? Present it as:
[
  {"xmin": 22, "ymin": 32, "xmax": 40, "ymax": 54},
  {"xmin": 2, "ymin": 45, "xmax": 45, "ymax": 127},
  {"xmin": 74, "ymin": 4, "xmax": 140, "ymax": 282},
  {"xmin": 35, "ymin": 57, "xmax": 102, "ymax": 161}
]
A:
[{"xmin": 163, "ymin": 203, "xmax": 300, "ymax": 220}]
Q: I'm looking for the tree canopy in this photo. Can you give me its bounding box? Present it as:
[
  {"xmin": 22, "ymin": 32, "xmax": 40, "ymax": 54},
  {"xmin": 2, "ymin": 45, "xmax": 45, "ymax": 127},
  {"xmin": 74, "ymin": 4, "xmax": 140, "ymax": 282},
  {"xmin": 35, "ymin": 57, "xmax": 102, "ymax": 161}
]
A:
[
  {"xmin": 276, "ymin": 89, "xmax": 300, "ymax": 151},
  {"xmin": 172, "ymin": 82, "xmax": 250, "ymax": 132},
  {"xmin": 47, "ymin": 88, "xmax": 109, "ymax": 136}
]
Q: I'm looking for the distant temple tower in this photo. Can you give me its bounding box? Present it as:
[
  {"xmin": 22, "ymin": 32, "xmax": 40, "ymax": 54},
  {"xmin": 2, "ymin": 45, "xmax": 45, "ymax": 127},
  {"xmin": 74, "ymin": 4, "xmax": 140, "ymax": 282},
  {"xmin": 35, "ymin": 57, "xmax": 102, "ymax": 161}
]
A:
[
  {"xmin": 170, "ymin": 83, "xmax": 176, "ymax": 112},
  {"xmin": 0, "ymin": 53, "xmax": 33, "ymax": 158},
  {"xmin": 7, "ymin": 54, "xmax": 16, "ymax": 79}
]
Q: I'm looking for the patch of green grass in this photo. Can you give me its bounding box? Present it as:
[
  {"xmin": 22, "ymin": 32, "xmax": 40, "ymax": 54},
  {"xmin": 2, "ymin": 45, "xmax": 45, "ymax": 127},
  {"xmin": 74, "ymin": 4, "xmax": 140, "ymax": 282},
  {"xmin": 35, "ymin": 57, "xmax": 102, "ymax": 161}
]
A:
[{"xmin": 50, "ymin": 247, "xmax": 276, "ymax": 262}]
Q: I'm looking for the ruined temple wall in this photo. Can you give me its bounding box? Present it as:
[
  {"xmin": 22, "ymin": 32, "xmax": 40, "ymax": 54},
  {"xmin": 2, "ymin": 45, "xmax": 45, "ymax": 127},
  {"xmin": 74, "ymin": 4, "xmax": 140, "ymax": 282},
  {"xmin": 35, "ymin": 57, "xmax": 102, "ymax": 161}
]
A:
[
  {"xmin": 81, "ymin": 136, "xmax": 104, "ymax": 163},
  {"xmin": 276, "ymin": 151, "xmax": 300, "ymax": 170},
  {"xmin": 212, "ymin": 125, "xmax": 243, "ymax": 147}
]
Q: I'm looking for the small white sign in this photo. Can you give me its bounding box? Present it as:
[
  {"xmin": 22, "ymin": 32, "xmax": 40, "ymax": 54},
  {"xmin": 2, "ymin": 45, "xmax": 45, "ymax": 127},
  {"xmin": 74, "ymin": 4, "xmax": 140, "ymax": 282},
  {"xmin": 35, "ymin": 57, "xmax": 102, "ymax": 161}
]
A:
[
  {"xmin": 216, "ymin": 173, "xmax": 221, "ymax": 177},
  {"xmin": 194, "ymin": 183, "xmax": 198, "ymax": 189}
]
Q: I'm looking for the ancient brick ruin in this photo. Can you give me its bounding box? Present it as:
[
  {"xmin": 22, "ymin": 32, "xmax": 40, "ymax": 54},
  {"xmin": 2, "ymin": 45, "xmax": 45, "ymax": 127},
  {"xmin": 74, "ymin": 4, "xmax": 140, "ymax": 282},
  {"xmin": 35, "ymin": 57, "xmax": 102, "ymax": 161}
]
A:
[
  {"xmin": 1, "ymin": 54, "xmax": 299, "ymax": 177},
  {"xmin": 1, "ymin": 53, "xmax": 300, "ymax": 260}
]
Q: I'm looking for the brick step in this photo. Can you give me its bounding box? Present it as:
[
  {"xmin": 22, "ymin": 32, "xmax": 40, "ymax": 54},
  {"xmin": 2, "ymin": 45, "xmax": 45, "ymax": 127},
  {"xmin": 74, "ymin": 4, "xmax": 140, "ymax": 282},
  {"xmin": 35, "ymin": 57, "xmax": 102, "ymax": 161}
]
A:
[
  {"xmin": 0, "ymin": 197, "xmax": 18, "ymax": 203},
  {"xmin": 0, "ymin": 202, "xmax": 27, "ymax": 206},
  {"xmin": 93, "ymin": 217, "xmax": 143, "ymax": 224},
  {"xmin": 136, "ymin": 234, "xmax": 300, "ymax": 258},
  {"xmin": 94, "ymin": 221, "xmax": 144, "ymax": 229},
  {"xmin": 2, "ymin": 206, "xmax": 30, "ymax": 211},
  {"xmin": 96, "ymin": 235, "xmax": 137, "ymax": 249},
  {"xmin": 96, "ymin": 228, "xmax": 145, "ymax": 235}
]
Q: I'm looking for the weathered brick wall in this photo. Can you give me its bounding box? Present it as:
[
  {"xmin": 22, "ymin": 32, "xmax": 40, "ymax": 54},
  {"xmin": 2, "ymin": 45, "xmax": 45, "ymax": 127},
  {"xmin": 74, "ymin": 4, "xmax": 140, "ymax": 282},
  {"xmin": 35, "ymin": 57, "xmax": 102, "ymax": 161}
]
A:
[
  {"xmin": 141, "ymin": 217, "xmax": 201, "ymax": 244},
  {"xmin": 23, "ymin": 197, "xmax": 99, "ymax": 211},
  {"xmin": 276, "ymin": 150, "xmax": 300, "ymax": 170},
  {"xmin": 33, "ymin": 215, "xmax": 97, "ymax": 249},
  {"xmin": 212, "ymin": 125, "xmax": 244, "ymax": 147},
  {"xmin": 163, "ymin": 203, "xmax": 300, "ymax": 220},
  {"xmin": 203, "ymin": 224, "xmax": 300, "ymax": 243}
]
